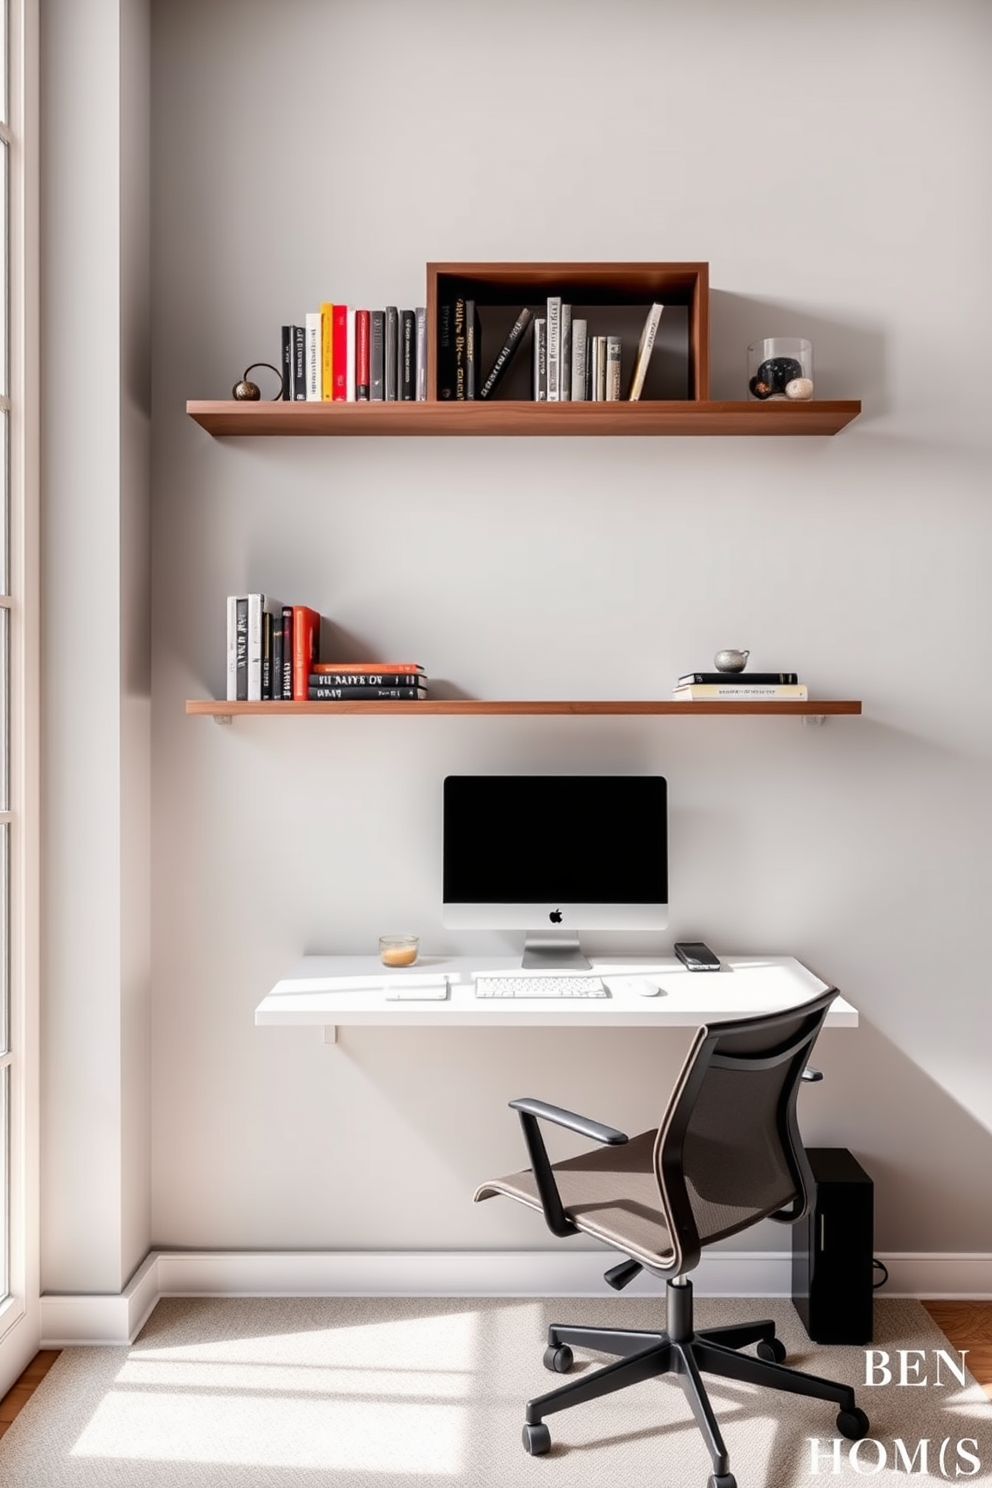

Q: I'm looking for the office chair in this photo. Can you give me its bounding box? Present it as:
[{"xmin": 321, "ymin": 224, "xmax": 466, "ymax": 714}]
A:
[{"xmin": 474, "ymin": 989, "xmax": 869, "ymax": 1488}]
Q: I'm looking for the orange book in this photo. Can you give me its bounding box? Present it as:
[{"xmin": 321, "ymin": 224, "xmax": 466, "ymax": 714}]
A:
[
  {"xmin": 311, "ymin": 661, "xmax": 424, "ymax": 674},
  {"xmin": 292, "ymin": 606, "xmax": 322, "ymax": 701},
  {"xmin": 332, "ymin": 306, "xmax": 349, "ymax": 401},
  {"xmin": 320, "ymin": 303, "xmax": 334, "ymax": 400}
]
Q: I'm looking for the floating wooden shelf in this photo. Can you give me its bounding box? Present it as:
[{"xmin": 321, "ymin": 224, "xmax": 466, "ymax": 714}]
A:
[
  {"xmin": 186, "ymin": 399, "xmax": 861, "ymax": 438},
  {"xmin": 187, "ymin": 699, "xmax": 862, "ymax": 719}
]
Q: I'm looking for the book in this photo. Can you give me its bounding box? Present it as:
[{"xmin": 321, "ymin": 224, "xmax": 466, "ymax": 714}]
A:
[
  {"xmin": 559, "ymin": 303, "xmax": 572, "ymax": 402},
  {"xmin": 235, "ymin": 597, "xmax": 249, "ymax": 699},
  {"xmin": 280, "ymin": 604, "xmax": 294, "ymax": 698},
  {"xmin": 261, "ymin": 608, "xmax": 275, "ymax": 698},
  {"xmin": 271, "ymin": 608, "xmax": 285, "ymax": 699},
  {"xmin": 384, "ymin": 306, "xmax": 398, "ymax": 400},
  {"xmin": 546, "ymin": 296, "xmax": 561, "ymax": 401},
  {"xmin": 533, "ymin": 318, "xmax": 547, "ymax": 400},
  {"xmin": 452, "ymin": 298, "xmax": 466, "ymax": 400},
  {"xmin": 247, "ymin": 594, "xmax": 283, "ymax": 701},
  {"xmin": 320, "ymin": 302, "xmax": 334, "ymax": 399},
  {"xmin": 478, "ymin": 307, "xmax": 533, "ymax": 400},
  {"xmin": 346, "ymin": 308, "xmax": 356, "ymax": 401},
  {"xmin": 437, "ymin": 302, "xmax": 454, "ymax": 399},
  {"xmin": 309, "ymin": 671, "xmax": 428, "ymax": 689},
  {"xmin": 311, "ymin": 661, "xmax": 425, "ymax": 674},
  {"xmin": 370, "ymin": 310, "xmax": 385, "ymax": 400},
  {"xmin": 399, "ymin": 309, "xmax": 416, "ymax": 400},
  {"xmin": 672, "ymin": 683, "xmax": 810, "ymax": 700},
  {"xmin": 628, "ymin": 303, "xmax": 665, "ymax": 401},
  {"xmin": 226, "ymin": 595, "xmax": 239, "ymax": 701},
  {"xmin": 605, "ymin": 336, "xmax": 622, "ymax": 400},
  {"xmin": 415, "ymin": 307, "xmax": 427, "ymax": 400},
  {"xmin": 307, "ymin": 684, "xmax": 428, "ymax": 701},
  {"xmin": 280, "ymin": 325, "xmax": 292, "ymax": 400},
  {"xmin": 292, "ymin": 605, "xmax": 321, "ymax": 701},
  {"xmin": 291, "ymin": 325, "xmax": 306, "ymax": 400},
  {"xmin": 595, "ymin": 336, "xmax": 607, "ymax": 400},
  {"xmin": 464, "ymin": 300, "xmax": 479, "ymax": 400},
  {"xmin": 305, "ymin": 312, "xmax": 322, "ymax": 400},
  {"xmin": 677, "ymin": 671, "xmax": 800, "ymax": 686},
  {"xmin": 332, "ymin": 305, "xmax": 348, "ymax": 401},
  {"xmin": 570, "ymin": 319, "xmax": 588, "ymax": 400},
  {"xmin": 355, "ymin": 309, "xmax": 371, "ymax": 400}
]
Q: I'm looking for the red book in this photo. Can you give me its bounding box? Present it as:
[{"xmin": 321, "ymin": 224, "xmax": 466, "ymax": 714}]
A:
[
  {"xmin": 332, "ymin": 306, "xmax": 348, "ymax": 401},
  {"xmin": 355, "ymin": 310, "xmax": 371, "ymax": 400},
  {"xmin": 292, "ymin": 606, "xmax": 322, "ymax": 700},
  {"xmin": 311, "ymin": 660, "xmax": 424, "ymax": 674}
]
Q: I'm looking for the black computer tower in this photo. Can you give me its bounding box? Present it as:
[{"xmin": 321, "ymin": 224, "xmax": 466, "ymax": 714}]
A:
[{"xmin": 792, "ymin": 1147, "xmax": 874, "ymax": 1344}]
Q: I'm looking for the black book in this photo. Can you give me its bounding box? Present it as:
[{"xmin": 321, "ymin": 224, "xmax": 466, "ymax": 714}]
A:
[
  {"xmin": 437, "ymin": 302, "xmax": 455, "ymax": 399},
  {"xmin": 677, "ymin": 671, "xmax": 800, "ymax": 686},
  {"xmin": 235, "ymin": 598, "xmax": 249, "ymax": 700},
  {"xmin": 384, "ymin": 306, "xmax": 399, "ymax": 400},
  {"xmin": 280, "ymin": 325, "xmax": 293, "ymax": 400},
  {"xmin": 370, "ymin": 310, "xmax": 385, "ymax": 400},
  {"xmin": 292, "ymin": 324, "xmax": 307, "ymax": 400},
  {"xmin": 399, "ymin": 309, "xmax": 416, "ymax": 401},
  {"xmin": 465, "ymin": 300, "xmax": 480, "ymax": 399},
  {"xmin": 453, "ymin": 298, "xmax": 467, "ymax": 400},
  {"xmin": 280, "ymin": 604, "xmax": 294, "ymax": 699},
  {"xmin": 310, "ymin": 670, "xmax": 427, "ymax": 689},
  {"xmin": 261, "ymin": 609, "xmax": 273, "ymax": 699},
  {"xmin": 272, "ymin": 610, "xmax": 284, "ymax": 699},
  {"xmin": 478, "ymin": 307, "xmax": 534, "ymax": 400},
  {"xmin": 308, "ymin": 684, "xmax": 428, "ymax": 701}
]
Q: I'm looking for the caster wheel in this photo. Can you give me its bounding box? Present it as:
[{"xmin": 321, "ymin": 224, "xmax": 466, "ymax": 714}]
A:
[
  {"xmin": 756, "ymin": 1337, "xmax": 787, "ymax": 1363},
  {"xmin": 522, "ymin": 1422, "xmax": 551, "ymax": 1455},
  {"xmin": 707, "ymin": 1475, "xmax": 737, "ymax": 1488},
  {"xmin": 837, "ymin": 1407, "xmax": 870, "ymax": 1441},
  {"xmin": 543, "ymin": 1343, "xmax": 574, "ymax": 1373}
]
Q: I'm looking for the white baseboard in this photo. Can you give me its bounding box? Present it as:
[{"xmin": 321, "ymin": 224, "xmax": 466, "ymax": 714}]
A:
[{"xmin": 39, "ymin": 1249, "xmax": 992, "ymax": 1347}]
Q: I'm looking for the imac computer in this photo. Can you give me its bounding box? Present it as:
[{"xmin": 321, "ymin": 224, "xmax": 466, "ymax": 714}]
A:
[{"xmin": 442, "ymin": 774, "xmax": 668, "ymax": 969}]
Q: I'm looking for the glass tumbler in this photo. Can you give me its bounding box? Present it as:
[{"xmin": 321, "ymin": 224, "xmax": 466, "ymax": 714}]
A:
[{"xmin": 747, "ymin": 338, "xmax": 814, "ymax": 401}]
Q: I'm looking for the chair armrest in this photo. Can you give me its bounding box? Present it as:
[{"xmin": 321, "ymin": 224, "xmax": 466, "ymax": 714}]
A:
[
  {"xmin": 509, "ymin": 1097, "xmax": 629, "ymax": 1146},
  {"xmin": 508, "ymin": 1098, "xmax": 628, "ymax": 1239}
]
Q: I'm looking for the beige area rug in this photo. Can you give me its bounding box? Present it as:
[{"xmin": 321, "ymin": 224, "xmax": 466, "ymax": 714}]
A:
[{"xmin": 1, "ymin": 1295, "xmax": 990, "ymax": 1487}]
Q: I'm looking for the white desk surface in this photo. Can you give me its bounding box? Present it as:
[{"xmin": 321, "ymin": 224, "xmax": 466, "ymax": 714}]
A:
[{"xmin": 256, "ymin": 955, "xmax": 858, "ymax": 1032}]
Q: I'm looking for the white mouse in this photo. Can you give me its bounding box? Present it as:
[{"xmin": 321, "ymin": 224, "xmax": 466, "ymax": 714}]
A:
[{"xmin": 627, "ymin": 977, "xmax": 662, "ymax": 997}]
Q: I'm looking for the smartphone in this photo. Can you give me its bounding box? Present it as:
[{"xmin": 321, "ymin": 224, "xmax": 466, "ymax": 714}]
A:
[{"xmin": 674, "ymin": 941, "xmax": 722, "ymax": 972}]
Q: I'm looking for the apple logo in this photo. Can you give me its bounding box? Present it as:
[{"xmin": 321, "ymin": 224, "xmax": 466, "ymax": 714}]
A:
[{"xmin": 549, "ymin": 909, "xmax": 563, "ymax": 924}]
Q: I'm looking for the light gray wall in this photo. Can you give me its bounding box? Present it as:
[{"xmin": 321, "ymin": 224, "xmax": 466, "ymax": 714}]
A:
[
  {"xmin": 141, "ymin": 0, "xmax": 992, "ymax": 1263},
  {"xmin": 41, "ymin": 0, "xmax": 151, "ymax": 1294}
]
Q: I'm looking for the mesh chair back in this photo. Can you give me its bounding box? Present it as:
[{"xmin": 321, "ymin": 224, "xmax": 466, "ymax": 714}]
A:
[{"xmin": 654, "ymin": 989, "xmax": 835, "ymax": 1271}]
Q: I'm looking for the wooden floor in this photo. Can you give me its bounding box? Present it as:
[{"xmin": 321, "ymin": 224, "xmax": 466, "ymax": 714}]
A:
[{"xmin": 0, "ymin": 1305, "xmax": 989, "ymax": 1437}]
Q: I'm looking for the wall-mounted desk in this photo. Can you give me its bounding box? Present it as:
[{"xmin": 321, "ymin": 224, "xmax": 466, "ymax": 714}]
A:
[{"xmin": 256, "ymin": 955, "xmax": 858, "ymax": 1042}]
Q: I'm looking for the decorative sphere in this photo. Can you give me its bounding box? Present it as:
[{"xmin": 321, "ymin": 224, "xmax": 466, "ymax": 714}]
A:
[
  {"xmin": 785, "ymin": 377, "xmax": 815, "ymax": 400},
  {"xmin": 756, "ymin": 356, "xmax": 804, "ymax": 393},
  {"xmin": 233, "ymin": 379, "xmax": 261, "ymax": 401}
]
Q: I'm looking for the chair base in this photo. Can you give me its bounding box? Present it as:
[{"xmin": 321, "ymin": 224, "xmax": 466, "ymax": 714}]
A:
[{"xmin": 523, "ymin": 1278, "xmax": 868, "ymax": 1483}]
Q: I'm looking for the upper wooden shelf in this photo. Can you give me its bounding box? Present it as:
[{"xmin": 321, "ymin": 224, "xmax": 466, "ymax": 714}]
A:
[
  {"xmin": 186, "ymin": 399, "xmax": 861, "ymax": 438},
  {"xmin": 187, "ymin": 699, "xmax": 862, "ymax": 719}
]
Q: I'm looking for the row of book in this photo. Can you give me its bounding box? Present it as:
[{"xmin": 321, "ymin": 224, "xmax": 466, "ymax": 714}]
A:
[
  {"xmin": 438, "ymin": 299, "xmax": 665, "ymax": 403},
  {"xmin": 672, "ymin": 670, "xmax": 807, "ymax": 701},
  {"xmin": 225, "ymin": 595, "xmax": 428, "ymax": 701},
  {"xmin": 282, "ymin": 306, "xmax": 428, "ymax": 403}
]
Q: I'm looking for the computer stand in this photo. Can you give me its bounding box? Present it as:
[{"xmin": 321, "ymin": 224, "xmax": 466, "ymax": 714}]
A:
[{"xmin": 521, "ymin": 929, "xmax": 592, "ymax": 971}]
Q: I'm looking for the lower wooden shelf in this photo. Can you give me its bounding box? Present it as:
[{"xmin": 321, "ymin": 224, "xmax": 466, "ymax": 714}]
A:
[
  {"xmin": 186, "ymin": 699, "xmax": 862, "ymax": 719},
  {"xmin": 186, "ymin": 400, "xmax": 861, "ymax": 438}
]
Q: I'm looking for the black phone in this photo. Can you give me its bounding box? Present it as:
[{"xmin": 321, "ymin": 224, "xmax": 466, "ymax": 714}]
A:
[{"xmin": 674, "ymin": 941, "xmax": 722, "ymax": 972}]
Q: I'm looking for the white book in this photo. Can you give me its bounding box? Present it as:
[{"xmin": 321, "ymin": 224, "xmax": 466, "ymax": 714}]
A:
[
  {"xmin": 628, "ymin": 303, "xmax": 665, "ymax": 401},
  {"xmin": 672, "ymin": 683, "xmax": 810, "ymax": 700},
  {"xmin": 226, "ymin": 594, "xmax": 239, "ymax": 701},
  {"xmin": 247, "ymin": 594, "xmax": 284, "ymax": 701},
  {"xmin": 559, "ymin": 304, "xmax": 572, "ymax": 401},
  {"xmin": 346, "ymin": 308, "xmax": 356, "ymax": 401},
  {"xmin": 415, "ymin": 306, "xmax": 427, "ymax": 400},
  {"xmin": 305, "ymin": 312, "xmax": 322, "ymax": 401},
  {"xmin": 546, "ymin": 296, "xmax": 561, "ymax": 401},
  {"xmin": 533, "ymin": 318, "xmax": 547, "ymax": 400},
  {"xmin": 570, "ymin": 320, "xmax": 588, "ymax": 400},
  {"xmin": 605, "ymin": 336, "xmax": 622, "ymax": 401}
]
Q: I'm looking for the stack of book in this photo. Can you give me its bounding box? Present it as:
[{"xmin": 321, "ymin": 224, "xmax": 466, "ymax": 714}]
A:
[
  {"xmin": 308, "ymin": 663, "xmax": 427, "ymax": 702},
  {"xmin": 672, "ymin": 670, "xmax": 808, "ymax": 701},
  {"xmin": 282, "ymin": 304, "xmax": 428, "ymax": 403},
  {"xmin": 226, "ymin": 597, "xmax": 321, "ymax": 702},
  {"xmin": 437, "ymin": 299, "xmax": 665, "ymax": 403}
]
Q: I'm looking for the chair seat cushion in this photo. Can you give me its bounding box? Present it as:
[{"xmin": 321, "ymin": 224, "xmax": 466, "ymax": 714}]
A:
[{"xmin": 474, "ymin": 1129, "xmax": 676, "ymax": 1270}]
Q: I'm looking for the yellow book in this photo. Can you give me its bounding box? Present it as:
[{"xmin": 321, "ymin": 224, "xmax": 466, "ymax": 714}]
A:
[{"xmin": 320, "ymin": 302, "xmax": 334, "ymax": 400}]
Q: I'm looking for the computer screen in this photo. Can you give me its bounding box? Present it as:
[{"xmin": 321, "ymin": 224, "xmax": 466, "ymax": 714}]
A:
[{"xmin": 442, "ymin": 775, "xmax": 668, "ymax": 968}]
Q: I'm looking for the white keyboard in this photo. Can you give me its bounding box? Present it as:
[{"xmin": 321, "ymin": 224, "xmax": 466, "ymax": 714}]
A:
[{"xmin": 474, "ymin": 974, "xmax": 609, "ymax": 999}]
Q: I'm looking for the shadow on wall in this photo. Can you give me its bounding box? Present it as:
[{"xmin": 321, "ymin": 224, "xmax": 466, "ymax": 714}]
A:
[{"xmin": 709, "ymin": 290, "xmax": 887, "ymax": 414}]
